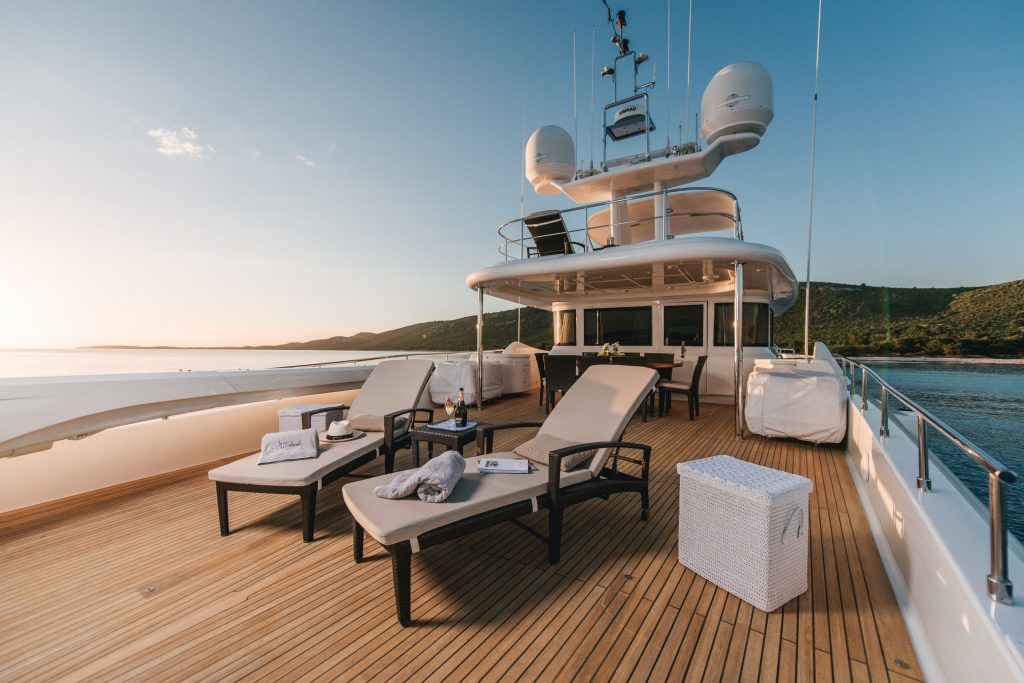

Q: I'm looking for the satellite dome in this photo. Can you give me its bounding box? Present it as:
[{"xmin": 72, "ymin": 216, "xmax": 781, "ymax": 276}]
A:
[
  {"xmin": 700, "ymin": 62, "xmax": 774, "ymax": 145},
  {"xmin": 525, "ymin": 126, "xmax": 575, "ymax": 195}
]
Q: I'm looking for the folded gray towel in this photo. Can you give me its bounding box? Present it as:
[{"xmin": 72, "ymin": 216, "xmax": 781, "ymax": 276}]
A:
[
  {"xmin": 257, "ymin": 428, "xmax": 319, "ymax": 465},
  {"xmin": 374, "ymin": 450, "xmax": 466, "ymax": 503}
]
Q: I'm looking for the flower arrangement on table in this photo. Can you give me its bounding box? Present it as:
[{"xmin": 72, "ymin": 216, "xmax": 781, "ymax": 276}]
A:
[{"xmin": 598, "ymin": 342, "xmax": 622, "ymax": 358}]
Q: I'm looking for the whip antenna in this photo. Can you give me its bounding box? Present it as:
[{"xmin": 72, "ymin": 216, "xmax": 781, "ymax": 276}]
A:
[
  {"xmin": 589, "ymin": 25, "xmax": 596, "ymax": 169},
  {"xmin": 573, "ymin": 30, "xmax": 578, "ymax": 168},
  {"xmin": 666, "ymin": 0, "xmax": 671, "ymax": 150},
  {"xmin": 517, "ymin": 60, "xmax": 528, "ymax": 339},
  {"xmin": 684, "ymin": 0, "xmax": 693, "ymax": 145},
  {"xmin": 803, "ymin": 0, "xmax": 824, "ymax": 358}
]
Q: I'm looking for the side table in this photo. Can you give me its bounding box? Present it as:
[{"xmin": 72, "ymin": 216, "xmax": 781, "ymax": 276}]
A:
[{"xmin": 409, "ymin": 422, "xmax": 493, "ymax": 465}]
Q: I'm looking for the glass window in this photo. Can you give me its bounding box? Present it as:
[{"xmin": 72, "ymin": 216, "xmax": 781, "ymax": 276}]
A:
[
  {"xmin": 664, "ymin": 305, "xmax": 704, "ymax": 346},
  {"xmin": 713, "ymin": 303, "xmax": 772, "ymax": 346},
  {"xmin": 583, "ymin": 307, "xmax": 652, "ymax": 346},
  {"xmin": 554, "ymin": 310, "xmax": 576, "ymax": 346}
]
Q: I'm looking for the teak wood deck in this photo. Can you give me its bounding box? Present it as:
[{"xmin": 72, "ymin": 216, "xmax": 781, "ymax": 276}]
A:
[{"xmin": 0, "ymin": 392, "xmax": 922, "ymax": 682}]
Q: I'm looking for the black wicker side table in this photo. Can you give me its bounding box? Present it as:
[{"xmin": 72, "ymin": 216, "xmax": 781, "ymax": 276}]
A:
[{"xmin": 410, "ymin": 422, "xmax": 492, "ymax": 465}]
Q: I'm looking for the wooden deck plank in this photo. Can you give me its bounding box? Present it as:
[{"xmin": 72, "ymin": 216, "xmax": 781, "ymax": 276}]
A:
[{"xmin": 0, "ymin": 392, "xmax": 922, "ymax": 681}]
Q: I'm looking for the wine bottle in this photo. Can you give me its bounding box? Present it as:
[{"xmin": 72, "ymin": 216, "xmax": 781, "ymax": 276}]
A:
[{"xmin": 455, "ymin": 387, "xmax": 468, "ymax": 427}]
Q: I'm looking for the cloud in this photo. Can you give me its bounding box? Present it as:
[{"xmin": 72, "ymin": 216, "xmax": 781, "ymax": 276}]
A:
[
  {"xmin": 295, "ymin": 154, "xmax": 316, "ymax": 168},
  {"xmin": 147, "ymin": 127, "xmax": 214, "ymax": 158}
]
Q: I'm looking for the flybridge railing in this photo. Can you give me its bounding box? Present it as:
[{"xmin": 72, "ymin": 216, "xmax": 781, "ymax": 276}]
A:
[
  {"xmin": 838, "ymin": 355, "xmax": 1017, "ymax": 605},
  {"xmin": 497, "ymin": 186, "xmax": 742, "ymax": 261}
]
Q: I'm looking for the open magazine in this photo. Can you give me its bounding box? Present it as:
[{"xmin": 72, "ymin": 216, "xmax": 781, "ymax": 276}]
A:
[{"xmin": 477, "ymin": 458, "xmax": 534, "ymax": 474}]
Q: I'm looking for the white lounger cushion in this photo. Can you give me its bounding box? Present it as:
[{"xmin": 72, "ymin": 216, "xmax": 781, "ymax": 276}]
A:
[
  {"xmin": 210, "ymin": 434, "xmax": 385, "ymax": 487},
  {"xmin": 348, "ymin": 359, "xmax": 435, "ymax": 417},
  {"xmin": 343, "ymin": 454, "xmax": 591, "ymax": 547},
  {"xmin": 208, "ymin": 358, "xmax": 434, "ymax": 487},
  {"xmin": 538, "ymin": 364, "xmax": 658, "ymax": 476},
  {"xmin": 343, "ymin": 364, "xmax": 658, "ymax": 547}
]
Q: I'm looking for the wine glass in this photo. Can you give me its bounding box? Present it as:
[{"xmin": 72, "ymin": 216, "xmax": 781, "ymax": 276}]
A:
[{"xmin": 444, "ymin": 396, "xmax": 455, "ymax": 426}]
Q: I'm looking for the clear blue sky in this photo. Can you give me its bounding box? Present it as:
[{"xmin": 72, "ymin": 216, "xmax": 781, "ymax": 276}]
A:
[{"xmin": 1, "ymin": 1, "xmax": 1021, "ymax": 348}]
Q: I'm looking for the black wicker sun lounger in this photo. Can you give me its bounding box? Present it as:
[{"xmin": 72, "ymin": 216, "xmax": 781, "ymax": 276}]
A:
[
  {"xmin": 342, "ymin": 364, "xmax": 658, "ymax": 625},
  {"xmin": 209, "ymin": 359, "xmax": 435, "ymax": 542}
]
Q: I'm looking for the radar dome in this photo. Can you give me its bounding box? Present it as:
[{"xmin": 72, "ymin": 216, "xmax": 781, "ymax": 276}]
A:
[
  {"xmin": 700, "ymin": 62, "xmax": 773, "ymax": 145},
  {"xmin": 525, "ymin": 125, "xmax": 575, "ymax": 195}
]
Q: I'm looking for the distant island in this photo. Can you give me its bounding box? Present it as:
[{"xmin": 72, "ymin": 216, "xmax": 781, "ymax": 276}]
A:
[{"xmin": 89, "ymin": 279, "xmax": 1024, "ymax": 358}]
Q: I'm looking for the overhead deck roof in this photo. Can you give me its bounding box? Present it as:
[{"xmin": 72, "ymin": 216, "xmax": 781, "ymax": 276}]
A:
[{"xmin": 467, "ymin": 237, "xmax": 799, "ymax": 312}]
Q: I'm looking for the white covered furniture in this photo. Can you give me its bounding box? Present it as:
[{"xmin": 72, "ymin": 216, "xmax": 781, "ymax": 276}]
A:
[
  {"xmin": 483, "ymin": 341, "xmax": 542, "ymax": 394},
  {"xmin": 428, "ymin": 360, "xmax": 503, "ymax": 405},
  {"xmin": 677, "ymin": 455, "xmax": 813, "ymax": 612},
  {"xmin": 343, "ymin": 364, "xmax": 659, "ymax": 625},
  {"xmin": 208, "ymin": 359, "xmax": 435, "ymax": 542},
  {"xmin": 745, "ymin": 342, "xmax": 848, "ymax": 444}
]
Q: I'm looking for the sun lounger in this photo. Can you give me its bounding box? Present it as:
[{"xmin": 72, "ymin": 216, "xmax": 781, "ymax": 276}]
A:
[
  {"xmin": 342, "ymin": 364, "xmax": 658, "ymax": 624},
  {"xmin": 208, "ymin": 359, "xmax": 435, "ymax": 542}
]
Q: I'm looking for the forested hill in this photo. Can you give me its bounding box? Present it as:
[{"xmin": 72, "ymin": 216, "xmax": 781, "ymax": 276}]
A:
[
  {"xmin": 94, "ymin": 279, "xmax": 1023, "ymax": 358},
  {"xmin": 259, "ymin": 279, "xmax": 1024, "ymax": 358},
  {"xmin": 772, "ymin": 280, "xmax": 1023, "ymax": 357}
]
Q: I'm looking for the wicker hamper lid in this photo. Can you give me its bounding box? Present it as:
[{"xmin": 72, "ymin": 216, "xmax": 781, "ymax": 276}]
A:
[{"xmin": 676, "ymin": 455, "xmax": 812, "ymax": 505}]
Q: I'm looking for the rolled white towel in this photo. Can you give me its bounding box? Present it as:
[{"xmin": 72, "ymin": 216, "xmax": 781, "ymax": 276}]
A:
[
  {"xmin": 258, "ymin": 428, "xmax": 319, "ymax": 465},
  {"xmin": 374, "ymin": 450, "xmax": 466, "ymax": 503}
]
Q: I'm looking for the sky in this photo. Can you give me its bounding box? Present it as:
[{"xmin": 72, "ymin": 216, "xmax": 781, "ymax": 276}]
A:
[{"xmin": 1, "ymin": 0, "xmax": 1021, "ymax": 348}]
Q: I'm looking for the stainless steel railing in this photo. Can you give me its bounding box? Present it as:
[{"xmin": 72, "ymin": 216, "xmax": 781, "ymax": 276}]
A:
[
  {"xmin": 496, "ymin": 186, "xmax": 742, "ymax": 261},
  {"xmin": 273, "ymin": 350, "xmax": 481, "ymax": 370},
  {"xmin": 839, "ymin": 356, "xmax": 1017, "ymax": 605}
]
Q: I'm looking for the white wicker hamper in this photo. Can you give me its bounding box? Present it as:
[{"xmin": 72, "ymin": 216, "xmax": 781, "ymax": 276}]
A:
[
  {"xmin": 277, "ymin": 404, "xmax": 345, "ymax": 433},
  {"xmin": 677, "ymin": 455, "xmax": 813, "ymax": 612}
]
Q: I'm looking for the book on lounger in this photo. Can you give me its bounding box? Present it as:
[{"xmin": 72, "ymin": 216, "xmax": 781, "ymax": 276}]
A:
[{"xmin": 477, "ymin": 458, "xmax": 532, "ymax": 474}]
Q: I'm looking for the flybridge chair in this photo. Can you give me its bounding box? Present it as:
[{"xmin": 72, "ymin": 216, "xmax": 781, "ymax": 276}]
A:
[
  {"xmin": 342, "ymin": 364, "xmax": 658, "ymax": 625},
  {"xmin": 524, "ymin": 210, "xmax": 586, "ymax": 257},
  {"xmin": 208, "ymin": 359, "xmax": 435, "ymax": 542}
]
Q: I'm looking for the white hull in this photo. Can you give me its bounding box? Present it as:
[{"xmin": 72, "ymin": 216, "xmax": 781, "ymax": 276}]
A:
[{"xmin": 846, "ymin": 399, "xmax": 1024, "ymax": 682}]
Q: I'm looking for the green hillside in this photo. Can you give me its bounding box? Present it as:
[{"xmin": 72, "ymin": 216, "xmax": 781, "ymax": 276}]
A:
[
  {"xmin": 260, "ymin": 279, "xmax": 1022, "ymax": 358},
  {"xmin": 95, "ymin": 279, "xmax": 1022, "ymax": 358},
  {"xmin": 773, "ymin": 280, "xmax": 1024, "ymax": 357}
]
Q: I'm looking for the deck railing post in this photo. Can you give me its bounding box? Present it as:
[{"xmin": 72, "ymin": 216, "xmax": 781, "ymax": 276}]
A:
[
  {"xmin": 988, "ymin": 473, "xmax": 1015, "ymax": 605},
  {"xmin": 879, "ymin": 386, "xmax": 889, "ymax": 437},
  {"xmin": 916, "ymin": 415, "xmax": 932, "ymax": 491},
  {"xmin": 860, "ymin": 366, "xmax": 868, "ymax": 411}
]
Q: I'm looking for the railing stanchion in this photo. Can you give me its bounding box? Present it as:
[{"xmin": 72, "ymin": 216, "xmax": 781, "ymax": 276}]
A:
[
  {"xmin": 860, "ymin": 366, "xmax": 868, "ymax": 411},
  {"xmin": 879, "ymin": 386, "xmax": 889, "ymax": 437},
  {"xmin": 988, "ymin": 473, "xmax": 1015, "ymax": 605},
  {"xmin": 916, "ymin": 414, "xmax": 932, "ymax": 491}
]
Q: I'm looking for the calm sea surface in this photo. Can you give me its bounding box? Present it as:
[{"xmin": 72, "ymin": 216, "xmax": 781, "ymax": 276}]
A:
[
  {"xmin": 0, "ymin": 348, "xmax": 467, "ymax": 377},
  {"xmin": 865, "ymin": 361, "xmax": 1024, "ymax": 542}
]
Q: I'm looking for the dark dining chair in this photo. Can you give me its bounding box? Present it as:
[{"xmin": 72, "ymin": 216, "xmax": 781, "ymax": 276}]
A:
[
  {"xmin": 544, "ymin": 355, "xmax": 579, "ymax": 414},
  {"xmin": 659, "ymin": 355, "xmax": 708, "ymax": 420},
  {"xmin": 534, "ymin": 352, "xmax": 548, "ymax": 407},
  {"xmin": 643, "ymin": 353, "xmax": 676, "ymax": 415}
]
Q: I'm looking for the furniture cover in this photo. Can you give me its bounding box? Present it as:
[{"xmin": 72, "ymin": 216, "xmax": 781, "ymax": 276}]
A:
[
  {"xmin": 744, "ymin": 343, "xmax": 848, "ymax": 444},
  {"xmin": 428, "ymin": 361, "xmax": 503, "ymax": 405}
]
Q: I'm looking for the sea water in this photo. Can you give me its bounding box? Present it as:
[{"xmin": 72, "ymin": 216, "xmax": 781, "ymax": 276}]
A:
[
  {"xmin": 0, "ymin": 348, "xmax": 467, "ymax": 377},
  {"xmin": 865, "ymin": 361, "xmax": 1024, "ymax": 542}
]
